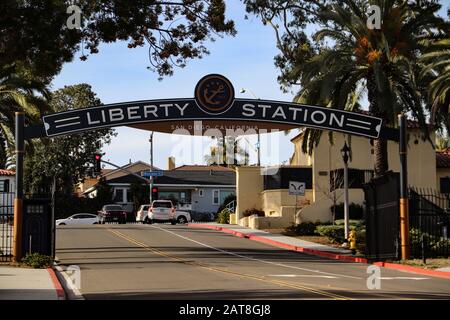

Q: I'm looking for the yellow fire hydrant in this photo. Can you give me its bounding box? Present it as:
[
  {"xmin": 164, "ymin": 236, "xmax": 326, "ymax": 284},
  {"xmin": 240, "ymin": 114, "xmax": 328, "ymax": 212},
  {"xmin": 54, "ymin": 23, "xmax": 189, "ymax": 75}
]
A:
[{"xmin": 348, "ymin": 230, "xmax": 357, "ymax": 255}]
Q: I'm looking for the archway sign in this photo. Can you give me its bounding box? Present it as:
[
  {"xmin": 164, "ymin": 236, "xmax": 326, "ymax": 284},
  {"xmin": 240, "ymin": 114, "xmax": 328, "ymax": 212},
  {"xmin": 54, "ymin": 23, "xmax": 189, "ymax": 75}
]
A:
[
  {"xmin": 13, "ymin": 73, "xmax": 402, "ymax": 262},
  {"xmin": 23, "ymin": 74, "xmax": 395, "ymax": 140}
]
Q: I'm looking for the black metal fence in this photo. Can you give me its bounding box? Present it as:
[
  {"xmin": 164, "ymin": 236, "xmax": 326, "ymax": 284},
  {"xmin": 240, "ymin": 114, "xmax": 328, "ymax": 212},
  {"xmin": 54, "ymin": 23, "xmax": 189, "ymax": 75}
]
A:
[
  {"xmin": 409, "ymin": 188, "xmax": 450, "ymax": 258},
  {"xmin": 0, "ymin": 192, "xmax": 14, "ymax": 261}
]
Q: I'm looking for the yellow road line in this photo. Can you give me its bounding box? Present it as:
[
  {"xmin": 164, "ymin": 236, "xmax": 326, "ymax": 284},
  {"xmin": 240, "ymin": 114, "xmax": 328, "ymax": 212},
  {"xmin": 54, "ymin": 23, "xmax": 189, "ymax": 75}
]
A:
[{"xmin": 106, "ymin": 227, "xmax": 353, "ymax": 300}]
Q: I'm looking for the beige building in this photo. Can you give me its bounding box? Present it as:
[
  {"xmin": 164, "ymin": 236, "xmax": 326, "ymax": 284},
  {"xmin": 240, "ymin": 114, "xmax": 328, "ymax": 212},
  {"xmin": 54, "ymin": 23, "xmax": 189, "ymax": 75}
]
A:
[{"xmin": 234, "ymin": 125, "xmax": 448, "ymax": 230}]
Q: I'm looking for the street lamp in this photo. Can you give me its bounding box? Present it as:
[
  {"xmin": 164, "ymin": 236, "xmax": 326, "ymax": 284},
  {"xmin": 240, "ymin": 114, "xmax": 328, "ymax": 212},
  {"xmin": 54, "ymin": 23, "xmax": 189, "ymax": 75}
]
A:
[
  {"xmin": 240, "ymin": 88, "xmax": 261, "ymax": 166},
  {"xmin": 341, "ymin": 141, "xmax": 351, "ymax": 246},
  {"xmin": 149, "ymin": 132, "xmax": 154, "ymax": 203}
]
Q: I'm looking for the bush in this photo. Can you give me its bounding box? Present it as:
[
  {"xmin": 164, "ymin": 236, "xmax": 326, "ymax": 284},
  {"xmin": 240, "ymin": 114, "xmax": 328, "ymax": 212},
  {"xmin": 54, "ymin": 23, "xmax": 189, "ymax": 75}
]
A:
[
  {"xmin": 330, "ymin": 203, "xmax": 364, "ymax": 220},
  {"xmin": 316, "ymin": 223, "xmax": 365, "ymax": 244},
  {"xmin": 216, "ymin": 209, "xmax": 230, "ymax": 224},
  {"xmin": 21, "ymin": 253, "xmax": 53, "ymax": 269},
  {"xmin": 285, "ymin": 222, "xmax": 318, "ymax": 236},
  {"xmin": 242, "ymin": 208, "xmax": 265, "ymax": 217}
]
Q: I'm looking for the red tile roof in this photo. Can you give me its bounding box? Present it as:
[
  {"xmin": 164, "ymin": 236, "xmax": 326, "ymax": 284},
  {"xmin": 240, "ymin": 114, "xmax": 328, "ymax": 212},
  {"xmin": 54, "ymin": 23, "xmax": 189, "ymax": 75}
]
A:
[
  {"xmin": 437, "ymin": 151, "xmax": 450, "ymax": 168},
  {"xmin": 0, "ymin": 169, "xmax": 15, "ymax": 176}
]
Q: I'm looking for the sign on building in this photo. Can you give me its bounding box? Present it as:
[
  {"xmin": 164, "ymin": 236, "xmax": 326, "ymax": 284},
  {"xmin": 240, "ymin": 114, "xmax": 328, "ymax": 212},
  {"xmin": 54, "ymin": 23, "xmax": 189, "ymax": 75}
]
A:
[{"xmin": 289, "ymin": 181, "xmax": 306, "ymax": 196}]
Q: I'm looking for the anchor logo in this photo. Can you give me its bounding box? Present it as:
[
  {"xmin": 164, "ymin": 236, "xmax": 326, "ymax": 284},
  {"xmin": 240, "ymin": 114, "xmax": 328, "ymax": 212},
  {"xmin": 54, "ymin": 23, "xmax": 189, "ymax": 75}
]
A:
[{"xmin": 195, "ymin": 74, "xmax": 235, "ymax": 115}]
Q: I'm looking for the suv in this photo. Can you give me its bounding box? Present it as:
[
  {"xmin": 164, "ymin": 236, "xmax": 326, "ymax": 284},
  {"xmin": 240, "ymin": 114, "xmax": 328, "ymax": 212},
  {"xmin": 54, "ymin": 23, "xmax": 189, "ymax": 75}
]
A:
[
  {"xmin": 98, "ymin": 204, "xmax": 127, "ymax": 224},
  {"xmin": 143, "ymin": 200, "xmax": 191, "ymax": 225},
  {"xmin": 136, "ymin": 204, "xmax": 151, "ymax": 223}
]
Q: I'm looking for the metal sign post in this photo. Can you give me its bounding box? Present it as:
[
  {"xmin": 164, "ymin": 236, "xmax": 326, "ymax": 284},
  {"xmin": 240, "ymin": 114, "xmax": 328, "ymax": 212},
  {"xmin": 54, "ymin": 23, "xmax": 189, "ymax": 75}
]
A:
[
  {"xmin": 289, "ymin": 181, "xmax": 305, "ymax": 222},
  {"xmin": 13, "ymin": 112, "xmax": 24, "ymax": 262},
  {"xmin": 399, "ymin": 114, "xmax": 410, "ymax": 260}
]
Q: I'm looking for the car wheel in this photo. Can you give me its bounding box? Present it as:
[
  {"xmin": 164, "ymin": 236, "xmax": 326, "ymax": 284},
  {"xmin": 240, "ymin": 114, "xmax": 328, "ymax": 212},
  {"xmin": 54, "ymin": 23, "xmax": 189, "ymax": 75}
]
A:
[
  {"xmin": 59, "ymin": 223, "xmax": 66, "ymax": 226},
  {"xmin": 93, "ymin": 222, "xmax": 98, "ymax": 225},
  {"xmin": 144, "ymin": 217, "xmax": 149, "ymax": 224},
  {"xmin": 177, "ymin": 216, "xmax": 187, "ymax": 224},
  {"xmin": 148, "ymin": 219, "xmax": 154, "ymax": 224},
  {"xmin": 171, "ymin": 219, "xmax": 177, "ymax": 225}
]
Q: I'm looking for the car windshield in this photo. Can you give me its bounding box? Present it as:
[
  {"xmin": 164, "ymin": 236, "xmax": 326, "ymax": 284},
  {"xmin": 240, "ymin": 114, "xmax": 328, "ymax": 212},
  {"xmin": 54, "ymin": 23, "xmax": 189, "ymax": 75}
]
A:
[
  {"xmin": 104, "ymin": 205, "xmax": 123, "ymax": 211},
  {"xmin": 153, "ymin": 202, "xmax": 172, "ymax": 208}
]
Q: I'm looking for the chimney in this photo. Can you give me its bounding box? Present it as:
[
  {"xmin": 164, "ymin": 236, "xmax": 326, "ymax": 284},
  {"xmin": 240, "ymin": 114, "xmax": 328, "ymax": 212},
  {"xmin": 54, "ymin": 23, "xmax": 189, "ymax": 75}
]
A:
[{"xmin": 168, "ymin": 156, "xmax": 176, "ymax": 170}]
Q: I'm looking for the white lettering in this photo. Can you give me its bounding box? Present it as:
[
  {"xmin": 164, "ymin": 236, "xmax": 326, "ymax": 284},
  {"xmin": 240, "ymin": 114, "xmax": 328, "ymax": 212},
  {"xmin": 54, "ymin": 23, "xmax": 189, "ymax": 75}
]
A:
[
  {"xmin": 311, "ymin": 110, "xmax": 326, "ymax": 124},
  {"xmin": 329, "ymin": 113, "xmax": 344, "ymax": 128},
  {"xmin": 272, "ymin": 106, "xmax": 287, "ymax": 119},
  {"xmin": 258, "ymin": 104, "xmax": 272, "ymax": 117},
  {"xmin": 174, "ymin": 103, "xmax": 189, "ymax": 116},
  {"xmin": 289, "ymin": 107, "xmax": 302, "ymax": 120},
  {"xmin": 87, "ymin": 112, "xmax": 100, "ymax": 125},
  {"xmin": 242, "ymin": 104, "xmax": 256, "ymax": 117},
  {"xmin": 160, "ymin": 104, "xmax": 172, "ymax": 117},
  {"xmin": 109, "ymin": 108, "xmax": 124, "ymax": 122},
  {"xmin": 127, "ymin": 106, "xmax": 141, "ymax": 120},
  {"xmin": 143, "ymin": 105, "xmax": 158, "ymax": 118},
  {"xmin": 367, "ymin": 5, "xmax": 381, "ymax": 30}
]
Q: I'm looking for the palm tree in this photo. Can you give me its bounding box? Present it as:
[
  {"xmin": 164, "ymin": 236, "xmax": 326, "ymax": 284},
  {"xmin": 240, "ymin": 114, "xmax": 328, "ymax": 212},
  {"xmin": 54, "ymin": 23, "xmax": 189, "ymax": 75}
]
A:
[
  {"xmin": 278, "ymin": 0, "xmax": 447, "ymax": 176},
  {"xmin": 204, "ymin": 136, "xmax": 249, "ymax": 166},
  {"xmin": 420, "ymin": 37, "xmax": 450, "ymax": 133},
  {"xmin": 435, "ymin": 132, "xmax": 449, "ymax": 152},
  {"xmin": 0, "ymin": 73, "xmax": 50, "ymax": 167}
]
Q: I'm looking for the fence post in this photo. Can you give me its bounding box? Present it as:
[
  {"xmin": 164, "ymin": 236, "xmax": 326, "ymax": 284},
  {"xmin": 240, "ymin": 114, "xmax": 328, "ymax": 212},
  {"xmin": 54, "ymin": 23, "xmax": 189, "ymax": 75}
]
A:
[
  {"xmin": 13, "ymin": 112, "xmax": 24, "ymax": 262},
  {"xmin": 399, "ymin": 114, "xmax": 410, "ymax": 260}
]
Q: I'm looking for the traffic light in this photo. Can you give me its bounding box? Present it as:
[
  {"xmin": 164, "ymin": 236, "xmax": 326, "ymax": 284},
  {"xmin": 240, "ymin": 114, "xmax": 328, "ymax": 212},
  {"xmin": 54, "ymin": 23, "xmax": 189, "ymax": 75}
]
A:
[
  {"xmin": 151, "ymin": 187, "xmax": 158, "ymax": 200},
  {"xmin": 94, "ymin": 153, "xmax": 102, "ymax": 174}
]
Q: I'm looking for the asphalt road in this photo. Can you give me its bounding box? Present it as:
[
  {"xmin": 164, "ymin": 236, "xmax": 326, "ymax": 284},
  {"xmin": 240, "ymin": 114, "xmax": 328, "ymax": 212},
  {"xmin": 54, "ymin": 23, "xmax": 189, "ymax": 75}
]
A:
[{"xmin": 56, "ymin": 224, "xmax": 450, "ymax": 300}]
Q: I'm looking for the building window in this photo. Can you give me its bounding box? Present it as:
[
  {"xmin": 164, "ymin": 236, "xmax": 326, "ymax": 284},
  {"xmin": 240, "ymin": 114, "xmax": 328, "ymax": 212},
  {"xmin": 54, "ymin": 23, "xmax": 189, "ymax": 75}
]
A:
[
  {"xmin": 0, "ymin": 180, "xmax": 9, "ymax": 193},
  {"xmin": 440, "ymin": 178, "xmax": 450, "ymax": 194},
  {"xmin": 126, "ymin": 189, "xmax": 132, "ymax": 203},
  {"xmin": 199, "ymin": 189, "xmax": 204, "ymax": 197},
  {"xmin": 212, "ymin": 190, "xmax": 220, "ymax": 205},
  {"xmin": 114, "ymin": 188, "xmax": 124, "ymax": 203}
]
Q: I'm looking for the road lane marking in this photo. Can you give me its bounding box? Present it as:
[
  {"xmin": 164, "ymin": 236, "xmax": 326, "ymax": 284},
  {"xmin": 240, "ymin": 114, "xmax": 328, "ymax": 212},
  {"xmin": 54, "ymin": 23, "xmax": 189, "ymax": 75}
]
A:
[
  {"xmin": 268, "ymin": 274, "xmax": 338, "ymax": 279},
  {"xmin": 149, "ymin": 224, "xmax": 363, "ymax": 280},
  {"xmin": 379, "ymin": 277, "xmax": 429, "ymax": 280},
  {"xmin": 106, "ymin": 227, "xmax": 352, "ymax": 300}
]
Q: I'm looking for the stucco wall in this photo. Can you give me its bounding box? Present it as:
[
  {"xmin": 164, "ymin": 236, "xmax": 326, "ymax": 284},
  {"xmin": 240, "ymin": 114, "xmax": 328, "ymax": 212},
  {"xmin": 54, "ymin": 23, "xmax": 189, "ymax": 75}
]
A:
[
  {"xmin": 191, "ymin": 187, "xmax": 235, "ymax": 213},
  {"xmin": 235, "ymin": 167, "xmax": 264, "ymax": 220}
]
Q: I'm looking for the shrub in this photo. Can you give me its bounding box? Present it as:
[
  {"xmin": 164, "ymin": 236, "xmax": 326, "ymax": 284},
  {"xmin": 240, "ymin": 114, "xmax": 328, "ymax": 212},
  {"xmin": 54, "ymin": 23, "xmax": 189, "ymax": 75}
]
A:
[
  {"xmin": 285, "ymin": 222, "xmax": 318, "ymax": 236},
  {"xmin": 21, "ymin": 253, "xmax": 53, "ymax": 269},
  {"xmin": 330, "ymin": 203, "xmax": 364, "ymax": 220},
  {"xmin": 216, "ymin": 209, "xmax": 230, "ymax": 224},
  {"xmin": 316, "ymin": 223, "xmax": 365, "ymax": 244},
  {"xmin": 242, "ymin": 208, "xmax": 265, "ymax": 217}
]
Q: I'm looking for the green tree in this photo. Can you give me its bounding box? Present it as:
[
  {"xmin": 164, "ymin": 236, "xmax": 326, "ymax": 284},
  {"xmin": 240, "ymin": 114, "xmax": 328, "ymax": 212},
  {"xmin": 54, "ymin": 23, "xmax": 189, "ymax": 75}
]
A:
[
  {"xmin": 204, "ymin": 136, "xmax": 249, "ymax": 166},
  {"xmin": 244, "ymin": 0, "xmax": 448, "ymax": 176},
  {"xmin": 129, "ymin": 182, "xmax": 149, "ymax": 212},
  {"xmin": 24, "ymin": 84, "xmax": 116, "ymax": 194},
  {"xmin": 94, "ymin": 177, "xmax": 114, "ymax": 210},
  {"xmin": 1, "ymin": 1, "xmax": 235, "ymax": 82},
  {"xmin": 420, "ymin": 35, "xmax": 450, "ymax": 133}
]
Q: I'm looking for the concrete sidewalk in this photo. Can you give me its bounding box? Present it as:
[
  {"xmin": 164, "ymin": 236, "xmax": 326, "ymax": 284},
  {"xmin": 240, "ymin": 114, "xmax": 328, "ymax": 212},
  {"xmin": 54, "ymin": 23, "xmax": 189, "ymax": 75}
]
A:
[
  {"xmin": 0, "ymin": 266, "xmax": 65, "ymax": 300},
  {"xmin": 189, "ymin": 223, "xmax": 354, "ymax": 256}
]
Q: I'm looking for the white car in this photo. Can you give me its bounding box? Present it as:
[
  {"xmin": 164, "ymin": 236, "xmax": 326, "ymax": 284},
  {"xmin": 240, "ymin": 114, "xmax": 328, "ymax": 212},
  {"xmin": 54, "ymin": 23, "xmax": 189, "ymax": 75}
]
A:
[
  {"xmin": 56, "ymin": 213, "xmax": 100, "ymax": 226},
  {"xmin": 137, "ymin": 200, "xmax": 191, "ymax": 224}
]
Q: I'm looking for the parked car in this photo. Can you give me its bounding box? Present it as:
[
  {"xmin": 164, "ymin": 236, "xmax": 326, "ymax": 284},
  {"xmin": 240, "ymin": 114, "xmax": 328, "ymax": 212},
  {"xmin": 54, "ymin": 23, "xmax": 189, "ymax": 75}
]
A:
[
  {"xmin": 56, "ymin": 213, "xmax": 100, "ymax": 226},
  {"xmin": 136, "ymin": 204, "xmax": 151, "ymax": 223},
  {"xmin": 98, "ymin": 204, "xmax": 127, "ymax": 224},
  {"xmin": 143, "ymin": 200, "xmax": 191, "ymax": 224}
]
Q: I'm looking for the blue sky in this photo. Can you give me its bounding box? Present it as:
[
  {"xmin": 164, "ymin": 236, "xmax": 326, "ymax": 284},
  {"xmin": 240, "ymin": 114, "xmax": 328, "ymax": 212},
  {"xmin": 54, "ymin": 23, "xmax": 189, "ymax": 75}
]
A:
[
  {"xmin": 51, "ymin": 1, "xmax": 449, "ymax": 169},
  {"xmin": 51, "ymin": 1, "xmax": 302, "ymax": 169}
]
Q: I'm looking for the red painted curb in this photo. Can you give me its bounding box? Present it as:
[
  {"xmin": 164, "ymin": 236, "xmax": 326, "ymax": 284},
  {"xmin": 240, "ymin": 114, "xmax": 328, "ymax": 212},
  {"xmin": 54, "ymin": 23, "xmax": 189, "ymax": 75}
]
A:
[
  {"xmin": 373, "ymin": 262, "xmax": 450, "ymax": 279},
  {"xmin": 188, "ymin": 224, "xmax": 450, "ymax": 279},
  {"xmin": 47, "ymin": 267, "xmax": 66, "ymax": 300},
  {"xmin": 188, "ymin": 224, "xmax": 368, "ymax": 264}
]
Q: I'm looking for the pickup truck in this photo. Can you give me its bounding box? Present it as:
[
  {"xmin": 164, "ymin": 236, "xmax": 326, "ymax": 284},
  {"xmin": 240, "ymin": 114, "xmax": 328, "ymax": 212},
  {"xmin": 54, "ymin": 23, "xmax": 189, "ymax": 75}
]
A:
[{"xmin": 98, "ymin": 204, "xmax": 127, "ymax": 224}]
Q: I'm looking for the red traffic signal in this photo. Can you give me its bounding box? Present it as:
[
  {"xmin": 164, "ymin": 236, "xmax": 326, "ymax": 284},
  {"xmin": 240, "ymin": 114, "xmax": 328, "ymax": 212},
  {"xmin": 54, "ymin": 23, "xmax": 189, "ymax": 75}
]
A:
[
  {"xmin": 151, "ymin": 187, "xmax": 158, "ymax": 200},
  {"xmin": 95, "ymin": 154, "xmax": 101, "ymax": 161},
  {"xmin": 94, "ymin": 153, "xmax": 102, "ymax": 173}
]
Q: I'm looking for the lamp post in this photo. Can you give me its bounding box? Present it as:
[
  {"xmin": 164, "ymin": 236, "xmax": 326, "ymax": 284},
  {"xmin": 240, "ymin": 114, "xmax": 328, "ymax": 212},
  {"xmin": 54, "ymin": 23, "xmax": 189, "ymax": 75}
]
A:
[
  {"xmin": 240, "ymin": 88, "xmax": 260, "ymax": 166},
  {"xmin": 341, "ymin": 141, "xmax": 350, "ymax": 246},
  {"xmin": 149, "ymin": 132, "xmax": 154, "ymax": 203}
]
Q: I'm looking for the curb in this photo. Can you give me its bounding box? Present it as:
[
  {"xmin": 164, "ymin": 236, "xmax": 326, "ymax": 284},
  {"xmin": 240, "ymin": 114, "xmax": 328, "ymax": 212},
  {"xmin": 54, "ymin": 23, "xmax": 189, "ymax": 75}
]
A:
[
  {"xmin": 188, "ymin": 224, "xmax": 450, "ymax": 280},
  {"xmin": 373, "ymin": 261, "xmax": 450, "ymax": 279},
  {"xmin": 188, "ymin": 224, "xmax": 367, "ymax": 264},
  {"xmin": 47, "ymin": 267, "xmax": 66, "ymax": 300}
]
